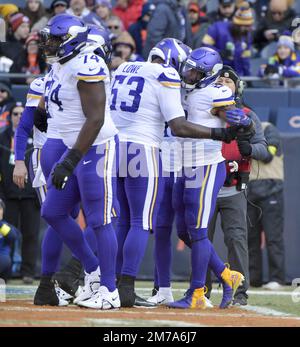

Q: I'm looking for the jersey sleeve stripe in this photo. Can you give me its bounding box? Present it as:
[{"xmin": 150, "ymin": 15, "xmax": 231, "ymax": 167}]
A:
[
  {"xmin": 27, "ymin": 94, "xmax": 42, "ymax": 100},
  {"xmin": 76, "ymin": 75, "xmax": 106, "ymax": 81},
  {"xmin": 159, "ymin": 81, "xmax": 181, "ymax": 88},
  {"xmin": 212, "ymin": 100, "xmax": 235, "ymax": 107}
]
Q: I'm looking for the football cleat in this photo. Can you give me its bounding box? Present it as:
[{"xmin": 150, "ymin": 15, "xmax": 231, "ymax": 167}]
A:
[
  {"xmin": 147, "ymin": 288, "xmax": 174, "ymax": 305},
  {"xmin": 219, "ymin": 282, "xmax": 233, "ymax": 309},
  {"xmin": 73, "ymin": 267, "xmax": 100, "ymax": 304},
  {"xmin": 221, "ymin": 267, "xmax": 245, "ymax": 297},
  {"xmin": 205, "ymin": 296, "xmax": 214, "ymax": 308},
  {"xmin": 34, "ymin": 276, "xmax": 69, "ymax": 306},
  {"xmin": 77, "ymin": 286, "xmax": 120, "ymax": 309},
  {"xmin": 55, "ymin": 286, "xmax": 73, "ymax": 302},
  {"xmin": 167, "ymin": 287, "xmax": 207, "ymax": 309}
]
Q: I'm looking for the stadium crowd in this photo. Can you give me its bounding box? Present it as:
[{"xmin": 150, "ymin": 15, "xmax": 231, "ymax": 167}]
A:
[{"xmin": 0, "ymin": 0, "xmax": 297, "ymax": 307}]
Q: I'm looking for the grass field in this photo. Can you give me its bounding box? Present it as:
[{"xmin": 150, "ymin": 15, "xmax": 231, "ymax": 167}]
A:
[{"xmin": 1, "ymin": 280, "xmax": 300, "ymax": 327}]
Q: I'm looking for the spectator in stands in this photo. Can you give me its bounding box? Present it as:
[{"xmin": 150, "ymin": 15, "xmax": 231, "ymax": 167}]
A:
[
  {"xmin": 202, "ymin": 2, "xmax": 254, "ymax": 76},
  {"xmin": 253, "ymin": 0, "xmax": 296, "ymax": 51},
  {"xmin": 208, "ymin": 0, "xmax": 236, "ymax": 23},
  {"xmin": 143, "ymin": 0, "xmax": 192, "ymax": 58},
  {"xmin": 94, "ymin": 0, "xmax": 112, "ymax": 24},
  {"xmin": 0, "ymin": 102, "xmax": 40, "ymax": 284},
  {"xmin": 188, "ymin": 1, "xmax": 210, "ymax": 49},
  {"xmin": 259, "ymin": 34, "xmax": 300, "ymax": 78},
  {"xmin": 107, "ymin": 15, "xmax": 124, "ymax": 40},
  {"xmin": 0, "ymin": 80, "xmax": 15, "ymax": 131},
  {"xmin": 9, "ymin": 32, "xmax": 47, "ymax": 85},
  {"xmin": 1, "ymin": 13, "xmax": 30, "ymax": 62},
  {"xmin": 247, "ymin": 122, "xmax": 285, "ymax": 290},
  {"xmin": 205, "ymin": 65, "xmax": 269, "ymax": 306},
  {"xmin": 110, "ymin": 31, "xmax": 144, "ymax": 70},
  {"xmin": 128, "ymin": 2, "xmax": 155, "ymax": 56},
  {"xmin": 0, "ymin": 17, "xmax": 5, "ymax": 42},
  {"xmin": 22, "ymin": 0, "xmax": 49, "ymax": 32},
  {"xmin": 50, "ymin": 0, "xmax": 69, "ymax": 16},
  {"xmin": 67, "ymin": 0, "xmax": 103, "ymax": 26},
  {"xmin": 0, "ymin": 198, "xmax": 18, "ymax": 281},
  {"xmin": 113, "ymin": 0, "xmax": 144, "ymax": 30},
  {"xmin": 0, "ymin": 4, "xmax": 19, "ymax": 42},
  {"xmin": 0, "ymin": 4, "xmax": 19, "ymax": 26}
]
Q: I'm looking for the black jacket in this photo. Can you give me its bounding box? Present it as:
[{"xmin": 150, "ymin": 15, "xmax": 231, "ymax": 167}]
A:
[{"xmin": 0, "ymin": 126, "xmax": 37, "ymax": 200}]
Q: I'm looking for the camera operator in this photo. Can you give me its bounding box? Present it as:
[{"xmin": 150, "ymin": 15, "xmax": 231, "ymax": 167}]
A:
[{"xmin": 205, "ymin": 66, "xmax": 269, "ymax": 306}]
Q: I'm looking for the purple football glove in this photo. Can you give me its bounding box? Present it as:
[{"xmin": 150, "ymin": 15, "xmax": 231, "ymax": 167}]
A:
[{"xmin": 225, "ymin": 108, "xmax": 251, "ymax": 127}]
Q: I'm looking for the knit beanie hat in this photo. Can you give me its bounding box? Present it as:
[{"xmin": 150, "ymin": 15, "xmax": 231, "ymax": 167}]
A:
[
  {"xmin": 0, "ymin": 4, "xmax": 19, "ymax": 20},
  {"xmin": 9, "ymin": 13, "xmax": 30, "ymax": 32},
  {"xmin": 233, "ymin": 2, "xmax": 254, "ymax": 26},
  {"xmin": 277, "ymin": 34, "xmax": 295, "ymax": 51}
]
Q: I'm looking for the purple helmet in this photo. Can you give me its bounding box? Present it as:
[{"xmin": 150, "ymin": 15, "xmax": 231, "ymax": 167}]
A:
[
  {"xmin": 40, "ymin": 14, "xmax": 88, "ymax": 63},
  {"xmin": 181, "ymin": 47, "xmax": 223, "ymax": 89},
  {"xmin": 147, "ymin": 38, "xmax": 192, "ymax": 72},
  {"xmin": 87, "ymin": 25, "xmax": 113, "ymax": 63}
]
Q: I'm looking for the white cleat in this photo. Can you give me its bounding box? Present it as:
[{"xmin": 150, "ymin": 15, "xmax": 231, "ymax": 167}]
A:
[
  {"xmin": 55, "ymin": 287, "xmax": 73, "ymax": 302},
  {"xmin": 58, "ymin": 298, "xmax": 69, "ymax": 306},
  {"xmin": 205, "ymin": 297, "xmax": 214, "ymax": 308},
  {"xmin": 147, "ymin": 288, "xmax": 174, "ymax": 305},
  {"xmin": 73, "ymin": 267, "xmax": 100, "ymax": 304},
  {"xmin": 78, "ymin": 286, "xmax": 120, "ymax": 310}
]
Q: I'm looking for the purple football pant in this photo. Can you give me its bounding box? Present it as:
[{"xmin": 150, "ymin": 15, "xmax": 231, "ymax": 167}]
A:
[
  {"xmin": 40, "ymin": 138, "xmax": 96, "ymax": 276},
  {"xmin": 173, "ymin": 162, "xmax": 227, "ymax": 289},
  {"xmin": 116, "ymin": 142, "xmax": 164, "ymax": 278},
  {"xmin": 41, "ymin": 140, "xmax": 118, "ymax": 290},
  {"xmin": 154, "ymin": 173, "xmax": 175, "ymax": 288}
]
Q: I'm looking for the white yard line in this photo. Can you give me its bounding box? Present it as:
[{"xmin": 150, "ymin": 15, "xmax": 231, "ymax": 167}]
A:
[
  {"xmin": 240, "ymin": 305, "xmax": 300, "ymax": 319},
  {"xmin": 84, "ymin": 318, "xmax": 203, "ymax": 327}
]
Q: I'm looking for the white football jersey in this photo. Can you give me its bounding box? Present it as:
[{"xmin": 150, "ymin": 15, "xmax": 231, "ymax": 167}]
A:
[
  {"xmin": 44, "ymin": 49, "xmax": 118, "ymax": 148},
  {"xmin": 26, "ymin": 77, "xmax": 47, "ymax": 149},
  {"xmin": 110, "ymin": 61, "xmax": 185, "ymax": 148},
  {"xmin": 181, "ymin": 82, "xmax": 234, "ymax": 167}
]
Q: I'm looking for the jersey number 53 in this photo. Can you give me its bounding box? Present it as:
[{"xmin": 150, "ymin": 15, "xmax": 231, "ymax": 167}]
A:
[{"xmin": 110, "ymin": 75, "xmax": 145, "ymax": 113}]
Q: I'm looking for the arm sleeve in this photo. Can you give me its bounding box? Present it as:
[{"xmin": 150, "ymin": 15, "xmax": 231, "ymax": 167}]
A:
[
  {"xmin": 155, "ymin": 68, "xmax": 185, "ymax": 122},
  {"xmin": 14, "ymin": 107, "xmax": 35, "ymax": 161},
  {"xmin": 248, "ymin": 111, "xmax": 269, "ymax": 161}
]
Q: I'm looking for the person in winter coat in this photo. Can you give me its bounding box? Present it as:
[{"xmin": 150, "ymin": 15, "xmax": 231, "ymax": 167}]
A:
[
  {"xmin": 0, "ymin": 102, "xmax": 40, "ymax": 284},
  {"xmin": 259, "ymin": 34, "xmax": 300, "ymax": 79},
  {"xmin": 112, "ymin": 0, "xmax": 144, "ymax": 30},
  {"xmin": 143, "ymin": 0, "xmax": 192, "ymax": 59},
  {"xmin": 0, "ymin": 80, "xmax": 15, "ymax": 131},
  {"xmin": 21, "ymin": 0, "xmax": 49, "ymax": 32},
  {"xmin": 128, "ymin": 2, "xmax": 155, "ymax": 56},
  {"xmin": 110, "ymin": 31, "xmax": 144, "ymax": 70},
  {"xmin": 202, "ymin": 2, "xmax": 254, "ymax": 76}
]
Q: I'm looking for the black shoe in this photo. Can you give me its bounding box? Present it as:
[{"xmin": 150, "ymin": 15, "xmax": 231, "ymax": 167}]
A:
[
  {"xmin": 118, "ymin": 275, "xmax": 136, "ymax": 307},
  {"xmin": 152, "ymin": 286, "xmax": 159, "ymax": 297},
  {"xmin": 134, "ymin": 294, "xmax": 157, "ymax": 308},
  {"xmin": 34, "ymin": 276, "xmax": 66, "ymax": 306},
  {"xmin": 232, "ymin": 293, "xmax": 248, "ymax": 306},
  {"xmin": 52, "ymin": 257, "xmax": 82, "ymax": 297}
]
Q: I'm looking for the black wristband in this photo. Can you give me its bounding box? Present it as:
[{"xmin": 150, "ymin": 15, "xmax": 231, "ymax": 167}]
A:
[
  {"xmin": 64, "ymin": 149, "xmax": 83, "ymax": 171},
  {"xmin": 211, "ymin": 128, "xmax": 227, "ymax": 141}
]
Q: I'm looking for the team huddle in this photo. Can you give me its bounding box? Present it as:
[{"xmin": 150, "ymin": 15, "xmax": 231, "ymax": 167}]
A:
[{"xmin": 13, "ymin": 13, "xmax": 255, "ymax": 310}]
